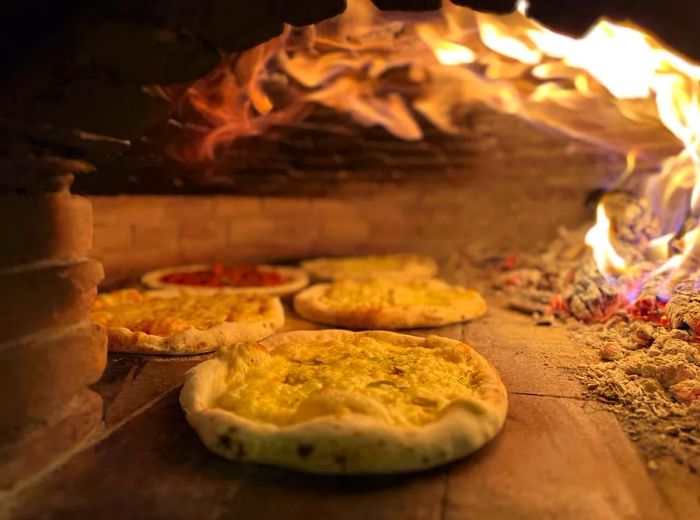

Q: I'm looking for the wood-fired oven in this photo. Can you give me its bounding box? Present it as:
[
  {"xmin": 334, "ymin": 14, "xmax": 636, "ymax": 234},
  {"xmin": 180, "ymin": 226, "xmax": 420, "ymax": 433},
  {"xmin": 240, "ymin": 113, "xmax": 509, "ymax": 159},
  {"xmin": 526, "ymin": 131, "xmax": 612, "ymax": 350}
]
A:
[{"xmin": 0, "ymin": 1, "xmax": 698, "ymax": 518}]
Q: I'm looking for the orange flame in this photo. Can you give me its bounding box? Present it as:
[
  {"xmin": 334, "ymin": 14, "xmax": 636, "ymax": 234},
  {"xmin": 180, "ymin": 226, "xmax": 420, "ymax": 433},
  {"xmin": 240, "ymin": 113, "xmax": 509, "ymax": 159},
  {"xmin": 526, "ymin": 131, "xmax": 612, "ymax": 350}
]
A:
[{"xmin": 164, "ymin": 0, "xmax": 700, "ymax": 284}]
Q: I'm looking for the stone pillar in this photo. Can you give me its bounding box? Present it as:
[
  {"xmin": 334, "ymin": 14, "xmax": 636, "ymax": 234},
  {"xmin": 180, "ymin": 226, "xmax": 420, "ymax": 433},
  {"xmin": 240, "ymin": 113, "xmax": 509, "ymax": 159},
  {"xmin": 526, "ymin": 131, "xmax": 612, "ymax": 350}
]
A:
[{"xmin": 0, "ymin": 158, "xmax": 106, "ymax": 489}]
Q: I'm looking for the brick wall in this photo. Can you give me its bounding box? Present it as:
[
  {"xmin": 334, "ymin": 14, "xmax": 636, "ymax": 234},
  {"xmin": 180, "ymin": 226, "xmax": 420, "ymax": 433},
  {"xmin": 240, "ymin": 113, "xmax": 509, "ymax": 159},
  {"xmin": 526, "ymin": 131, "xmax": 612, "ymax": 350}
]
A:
[{"xmin": 90, "ymin": 162, "xmax": 610, "ymax": 283}]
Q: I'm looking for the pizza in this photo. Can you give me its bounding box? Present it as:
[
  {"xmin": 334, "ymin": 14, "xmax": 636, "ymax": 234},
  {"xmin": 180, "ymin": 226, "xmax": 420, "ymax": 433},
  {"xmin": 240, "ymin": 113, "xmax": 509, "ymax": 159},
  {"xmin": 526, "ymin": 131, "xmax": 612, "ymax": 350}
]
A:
[
  {"xmin": 180, "ymin": 330, "xmax": 507, "ymax": 474},
  {"xmin": 300, "ymin": 254, "xmax": 438, "ymax": 281},
  {"xmin": 293, "ymin": 278, "xmax": 487, "ymax": 329},
  {"xmin": 91, "ymin": 289, "xmax": 284, "ymax": 355},
  {"xmin": 141, "ymin": 263, "xmax": 308, "ymax": 296}
]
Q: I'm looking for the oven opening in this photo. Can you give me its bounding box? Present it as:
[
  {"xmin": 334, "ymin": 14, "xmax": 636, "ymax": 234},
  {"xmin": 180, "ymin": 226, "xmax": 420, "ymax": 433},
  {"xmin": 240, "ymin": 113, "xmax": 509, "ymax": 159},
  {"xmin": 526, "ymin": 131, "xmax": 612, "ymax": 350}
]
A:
[{"xmin": 1, "ymin": 0, "xmax": 698, "ymax": 516}]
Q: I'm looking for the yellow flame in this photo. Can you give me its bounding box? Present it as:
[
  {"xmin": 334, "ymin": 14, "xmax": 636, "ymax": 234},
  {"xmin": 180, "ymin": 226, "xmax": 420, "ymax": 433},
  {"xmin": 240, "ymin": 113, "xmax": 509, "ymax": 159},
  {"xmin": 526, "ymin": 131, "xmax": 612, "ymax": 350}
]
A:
[
  {"xmin": 433, "ymin": 41, "xmax": 476, "ymax": 65},
  {"xmin": 415, "ymin": 23, "xmax": 476, "ymax": 66},
  {"xmin": 654, "ymin": 228, "xmax": 700, "ymax": 275},
  {"xmin": 481, "ymin": 10, "xmax": 700, "ymax": 274},
  {"xmin": 647, "ymin": 233, "xmax": 674, "ymax": 261},
  {"xmin": 478, "ymin": 16, "xmax": 541, "ymax": 64},
  {"xmin": 516, "ymin": 0, "xmax": 529, "ymax": 15},
  {"xmin": 585, "ymin": 203, "xmax": 628, "ymax": 276}
]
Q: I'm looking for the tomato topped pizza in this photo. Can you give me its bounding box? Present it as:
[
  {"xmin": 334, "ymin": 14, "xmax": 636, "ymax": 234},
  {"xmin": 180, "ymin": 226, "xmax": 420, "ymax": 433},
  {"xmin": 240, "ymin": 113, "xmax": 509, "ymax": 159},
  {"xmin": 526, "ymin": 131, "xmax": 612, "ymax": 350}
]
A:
[{"xmin": 141, "ymin": 263, "xmax": 308, "ymax": 296}]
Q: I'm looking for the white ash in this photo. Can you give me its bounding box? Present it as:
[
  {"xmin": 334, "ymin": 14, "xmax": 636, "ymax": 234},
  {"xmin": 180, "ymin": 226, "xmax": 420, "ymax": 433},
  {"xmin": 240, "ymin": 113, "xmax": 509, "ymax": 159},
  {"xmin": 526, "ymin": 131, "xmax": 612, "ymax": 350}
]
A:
[
  {"xmin": 569, "ymin": 320, "xmax": 700, "ymax": 472},
  {"xmin": 562, "ymin": 260, "xmax": 621, "ymax": 321}
]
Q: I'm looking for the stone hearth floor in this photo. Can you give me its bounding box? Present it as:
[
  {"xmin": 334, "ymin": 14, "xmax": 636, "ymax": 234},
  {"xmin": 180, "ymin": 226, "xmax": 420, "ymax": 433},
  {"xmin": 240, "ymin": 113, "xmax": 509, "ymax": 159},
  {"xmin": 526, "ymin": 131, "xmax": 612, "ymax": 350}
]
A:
[{"xmin": 5, "ymin": 284, "xmax": 699, "ymax": 519}]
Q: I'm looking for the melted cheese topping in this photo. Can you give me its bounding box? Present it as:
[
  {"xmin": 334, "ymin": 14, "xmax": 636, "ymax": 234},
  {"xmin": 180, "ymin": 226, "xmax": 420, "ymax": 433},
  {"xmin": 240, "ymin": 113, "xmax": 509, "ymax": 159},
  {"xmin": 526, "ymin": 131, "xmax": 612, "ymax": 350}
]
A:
[
  {"xmin": 320, "ymin": 278, "xmax": 480, "ymax": 310},
  {"xmin": 91, "ymin": 289, "xmax": 272, "ymax": 336},
  {"xmin": 218, "ymin": 335, "xmax": 485, "ymax": 427},
  {"xmin": 306, "ymin": 254, "xmax": 433, "ymax": 279}
]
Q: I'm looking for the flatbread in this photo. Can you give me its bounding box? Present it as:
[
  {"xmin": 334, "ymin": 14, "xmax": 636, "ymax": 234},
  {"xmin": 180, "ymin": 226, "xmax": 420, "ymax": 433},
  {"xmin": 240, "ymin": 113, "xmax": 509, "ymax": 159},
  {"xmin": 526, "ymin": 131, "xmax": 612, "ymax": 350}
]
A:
[
  {"xmin": 294, "ymin": 278, "xmax": 486, "ymax": 329},
  {"xmin": 300, "ymin": 254, "xmax": 438, "ymax": 281},
  {"xmin": 141, "ymin": 264, "xmax": 308, "ymax": 296},
  {"xmin": 91, "ymin": 289, "xmax": 284, "ymax": 355},
  {"xmin": 180, "ymin": 329, "xmax": 507, "ymax": 474}
]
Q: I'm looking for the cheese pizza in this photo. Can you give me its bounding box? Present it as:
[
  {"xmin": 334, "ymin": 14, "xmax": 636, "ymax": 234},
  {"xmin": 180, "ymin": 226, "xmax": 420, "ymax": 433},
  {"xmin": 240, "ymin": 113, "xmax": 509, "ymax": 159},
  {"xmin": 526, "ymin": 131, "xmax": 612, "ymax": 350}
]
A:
[
  {"xmin": 180, "ymin": 330, "xmax": 507, "ymax": 474},
  {"xmin": 294, "ymin": 278, "xmax": 486, "ymax": 329},
  {"xmin": 91, "ymin": 289, "xmax": 284, "ymax": 355},
  {"xmin": 301, "ymin": 254, "xmax": 438, "ymax": 281}
]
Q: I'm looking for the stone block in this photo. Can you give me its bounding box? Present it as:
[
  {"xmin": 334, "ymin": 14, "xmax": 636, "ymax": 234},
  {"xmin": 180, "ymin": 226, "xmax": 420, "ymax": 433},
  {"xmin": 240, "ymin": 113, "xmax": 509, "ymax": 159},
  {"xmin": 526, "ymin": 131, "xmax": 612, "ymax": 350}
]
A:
[
  {"xmin": 178, "ymin": 239, "xmax": 228, "ymax": 264},
  {"xmin": 309, "ymin": 199, "xmax": 360, "ymax": 221},
  {"xmin": 111, "ymin": 196, "xmax": 167, "ymax": 224},
  {"xmin": 0, "ymin": 389, "xmax": 103, "ymax": 490},
  {"xmin": 131, "ymin": 220, "xmax": 179, "ymax": 250},
  {"xmin": 227, "ymin": 219, "xmax": 280, "ymax": 245},
  {"xmin": 0, "ymin": 194, "xmax": 92, "ymax": 268},
  {"xmin": 214, "ymin": 197, "xmax": 263, "ymax": 219},
  {"xmin": 164, "ymin": 197, "xmax": 215, "ymax": 219},
  {"xmin": 92, "ymin": 223, "xmax": 133, "ymax": 253},
  {"xmin": 0, "ymin": 259, "xmax": 103, "ymax": 344},
  {"xmin": 0, "ymin": 322, "xmax": 107, "ymax": 441},
  {"xmin": 318, "ymin": 218, "xmax": 370, "ymax": 244},
  {"xmin": 178, "ymin": 220, "xmax": 227, "ymax": 241},
  {"xmin": 261, "ymin": 197, "xmax": 313, "ymax": 218}
]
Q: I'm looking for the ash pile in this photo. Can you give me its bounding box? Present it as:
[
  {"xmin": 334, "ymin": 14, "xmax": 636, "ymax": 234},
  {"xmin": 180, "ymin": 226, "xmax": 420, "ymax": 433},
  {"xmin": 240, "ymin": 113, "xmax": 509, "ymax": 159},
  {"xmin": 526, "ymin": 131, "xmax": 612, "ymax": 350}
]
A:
[{"xmin": 487, "ymin": 191, "xmax": 700, "ymax": 471}]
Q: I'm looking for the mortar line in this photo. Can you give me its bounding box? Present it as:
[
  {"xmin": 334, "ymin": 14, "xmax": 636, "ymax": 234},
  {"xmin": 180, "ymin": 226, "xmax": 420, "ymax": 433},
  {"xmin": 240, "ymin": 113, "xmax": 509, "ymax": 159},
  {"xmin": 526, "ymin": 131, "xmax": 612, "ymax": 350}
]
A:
[{"xmin": 508, "ymin": 390, "xmax": 591, "ymax": 401}]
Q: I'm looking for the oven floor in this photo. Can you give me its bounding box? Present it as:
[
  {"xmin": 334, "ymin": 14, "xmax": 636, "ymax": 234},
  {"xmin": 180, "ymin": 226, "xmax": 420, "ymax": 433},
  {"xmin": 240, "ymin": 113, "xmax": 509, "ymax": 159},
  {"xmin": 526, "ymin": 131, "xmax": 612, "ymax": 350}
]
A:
[{"xmin": 7, "ymin": 300, "xmax": 699, "ymax": 519}]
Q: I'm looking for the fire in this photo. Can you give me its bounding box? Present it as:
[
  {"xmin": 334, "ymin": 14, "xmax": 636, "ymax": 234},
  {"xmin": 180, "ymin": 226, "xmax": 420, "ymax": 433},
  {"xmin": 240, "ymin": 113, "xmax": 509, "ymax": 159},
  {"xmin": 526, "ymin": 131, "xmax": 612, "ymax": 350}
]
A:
[
  {"xmin": 585, "ymin": 204, "xmax": 628, "ymax": 277},
  {"xmin": 469, "ymin": 5, "xmax": 700, "ymax": 284},
  {"xmin": 164, "ymin": 0, "xmax": 700, "ymax": 292},
  {"xmin": 432, "ymin": 41, "xmax": 476, "ymax": 66}
]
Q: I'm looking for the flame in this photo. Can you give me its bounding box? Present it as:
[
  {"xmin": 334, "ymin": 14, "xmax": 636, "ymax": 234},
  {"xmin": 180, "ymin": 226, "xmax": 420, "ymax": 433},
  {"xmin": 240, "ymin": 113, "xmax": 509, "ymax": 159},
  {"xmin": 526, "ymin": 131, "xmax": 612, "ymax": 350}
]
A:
[
  {"xmin": 516, "ymin": 0, "xmax": 530, "ymax": 15},
  {"xmin": 585, "ymin": 204, "xmax": 628, "ymax": 276},
  {"xmin": 655, "ymin": 228, "xmax": 700, "ymax": 276},
  {"xmin": 415, "ymin": 24, "xmax": 476, "ymax": 66},
  {"xmin": 433, "ymin": 41, "xmax": 476, "ymax": 66},
  {"xmin": 470, "ymin": 6, "xmax": 700, "ymax": 282},
  {"xmin": 647, "ymin": 233, "xmax": 674, "ymax": 261},
  {"xmin": 477, "ymin": 15, "xmax": 541, "ymax": 65},
  {"xmin": 164, "ymin": 0, "xmax": 700, "ymax": 290}
]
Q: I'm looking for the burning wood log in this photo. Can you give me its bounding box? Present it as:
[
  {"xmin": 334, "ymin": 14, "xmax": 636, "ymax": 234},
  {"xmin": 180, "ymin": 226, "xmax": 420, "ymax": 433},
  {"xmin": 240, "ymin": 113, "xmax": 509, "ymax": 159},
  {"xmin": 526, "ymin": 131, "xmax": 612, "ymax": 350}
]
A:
[
  {"xmin": 666, "ymin": 289, "xmax": 700, "ymax": 336},
  {"xmin": 562, "ymin": 261, "xmax": 622, "ymax": 322}
]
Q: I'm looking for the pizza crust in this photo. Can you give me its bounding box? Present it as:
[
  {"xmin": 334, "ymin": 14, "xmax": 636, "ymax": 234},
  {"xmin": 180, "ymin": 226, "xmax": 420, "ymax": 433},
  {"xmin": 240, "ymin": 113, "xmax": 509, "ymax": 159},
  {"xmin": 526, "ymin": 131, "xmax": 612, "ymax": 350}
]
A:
[
  {"xmin": 141, "ymin": 264, "xmax": 309, "ymax": 296},
  {"xmin": 106, "ymin": 317, "xmax": 282, "ymax": 356},
  {"xmin": 294, "ymin": 279, "xmax": 487, "ymax": 330},
  {"xmin": 94, "ymin": 290, "xmax": 285, "ymax": 356},
  {"xmin": 301, "ymin": 254, "xmax": 438, "ymax": 281},
  {"xmin": 180, "ymin": 330, "xmax": 507, "ymax": 474}
]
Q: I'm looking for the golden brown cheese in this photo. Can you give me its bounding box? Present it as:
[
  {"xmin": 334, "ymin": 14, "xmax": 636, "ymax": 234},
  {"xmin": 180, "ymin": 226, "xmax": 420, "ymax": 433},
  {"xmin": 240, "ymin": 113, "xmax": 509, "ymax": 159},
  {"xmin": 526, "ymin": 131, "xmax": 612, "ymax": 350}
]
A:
[
  {"xmin": 303, "ymin": 254, "xmax": 436, "ymax": 280},
  {"xmin": 320, "ymin": 255, "xmax": 410, "ymax": 277},
  {"xmin": 217, "ymin": 335, "xmax": 485, "ymax": 427},
  {"xmin": 321, "ymin": 278, "xmax": 480, "ymax": 310},
  {"xmin": 91, "ymin": 289, "xmax": 271, "ymax": 336}
]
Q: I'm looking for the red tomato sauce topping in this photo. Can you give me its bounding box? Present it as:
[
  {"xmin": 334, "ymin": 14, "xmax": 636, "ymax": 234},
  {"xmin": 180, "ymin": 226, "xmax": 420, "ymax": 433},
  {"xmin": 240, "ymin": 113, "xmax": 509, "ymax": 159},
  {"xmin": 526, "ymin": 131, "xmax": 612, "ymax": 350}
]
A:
[{"xmin": 160, "ymin": 264, "xmax": 286, "ymax": 288}]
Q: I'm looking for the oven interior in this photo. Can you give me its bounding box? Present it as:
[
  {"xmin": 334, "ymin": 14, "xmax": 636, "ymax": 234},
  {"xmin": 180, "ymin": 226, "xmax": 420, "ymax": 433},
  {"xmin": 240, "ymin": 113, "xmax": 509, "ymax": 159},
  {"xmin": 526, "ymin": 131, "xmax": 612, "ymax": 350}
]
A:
[{"xmin": 1, "ymin": 0, "xmax": 699, "ymax": 517}]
